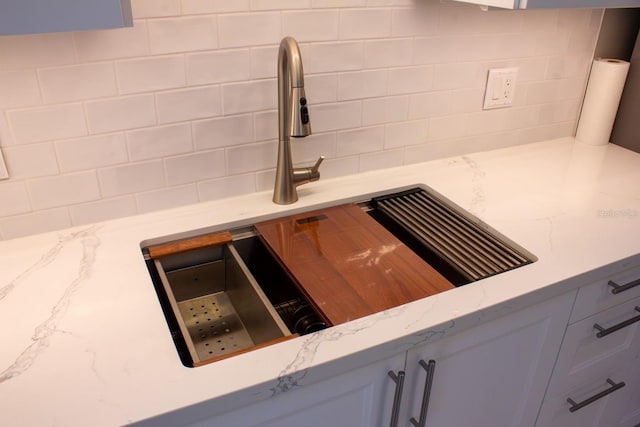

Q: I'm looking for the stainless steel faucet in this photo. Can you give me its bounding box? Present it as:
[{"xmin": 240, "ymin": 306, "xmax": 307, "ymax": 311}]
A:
[{"xmin": 273, "ymin": 36, "xmax": 324, "ymax": 205}]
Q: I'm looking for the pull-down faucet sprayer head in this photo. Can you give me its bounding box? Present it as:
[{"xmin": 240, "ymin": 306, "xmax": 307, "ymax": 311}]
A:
[{"xmin": 289, "ymin": 87, "xmax": 311, "ymax": 138}]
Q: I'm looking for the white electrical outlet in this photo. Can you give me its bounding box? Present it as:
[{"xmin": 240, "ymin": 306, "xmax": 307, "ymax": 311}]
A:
[
  {"xmin": 0, "ymin": 148, "xmax": 9, "ymax": 180},
  {"xmin": 483, "ymin": 67, "xmax": 518, "ymax": 110}
]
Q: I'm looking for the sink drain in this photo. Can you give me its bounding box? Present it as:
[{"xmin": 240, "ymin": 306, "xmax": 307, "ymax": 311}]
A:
[{"xmin": 178, "ymin": 293, "xmax": 254, "ymax": 360}]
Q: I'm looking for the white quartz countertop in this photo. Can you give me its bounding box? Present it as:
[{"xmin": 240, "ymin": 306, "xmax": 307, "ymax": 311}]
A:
[{"xmin": 1, "ymin": 138, "xmax": 640, "ymax": 426}]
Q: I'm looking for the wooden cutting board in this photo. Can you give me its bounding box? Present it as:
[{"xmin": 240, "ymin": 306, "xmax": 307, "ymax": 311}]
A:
[{"xmin": 254, "ymin": 204, "xmax": 455, "ymax": 326}]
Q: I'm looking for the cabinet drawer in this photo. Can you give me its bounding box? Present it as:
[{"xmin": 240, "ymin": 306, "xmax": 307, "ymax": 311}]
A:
[
  {"xmin": 571, "ymin": 258, "xmax": 640, "ymax": 323},
  {"xmin": 547, "ymin": 296, "xmax": 640, "ymax": 399},
  {"xmin": 536, "ymin": 361, "xmax": 640, "ymax": 427}
]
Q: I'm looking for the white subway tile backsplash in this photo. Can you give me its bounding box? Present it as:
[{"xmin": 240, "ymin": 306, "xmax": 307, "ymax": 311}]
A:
[
  {"xmin": 74, "ymin": 23, "xmax": 149, "ymax": 62},
  {"xmin": 315, "ymin": 156, "xmax": 360, "ymax": 179},
  {"xmin": 0, "ymin": 71, "xmax": 41, "ymax": 109},
  {"xmin": 255, "ymin": 169, "xmax": 276, "ymax": 192},
  {"xmin": 0, "ymin": 182, "xmax": 31, "ymax": 216},
  {"xmin": 198, "ymin": 174, "xmax": 256, "ymax": 201},
  {"xmin": 336, "ymin": 126, "xmax": 385, "ymax": 157},
  {"xmin": 450, "ymin": 88, "xmax": 484, "ymax": 114},
  {"xmin": 136, "ymin": 184, "xmax": 199, "ymax": 213},
  {"xmin": 156, "ymin": 86, "xmax": 222, "ymax": 124},
  {"xmin": 413, "ymin": 36, "xmax": 463, "ymax": 65},
  {"xmin": 305, "ymin": 74, "xmax": 338, "ymax": 104},
  {"xmin": 193, "ymin": 114, "xmax": 254, "ymax": 150},
  {"xmin": 428, "ymin": 114, "xmax": 469, "ymax": 141},
  {"xmin": 432, "ymin": 63, "xmax": 486, "ymax": 91},
  {"xmin": 363, "ymin": 96, "xmax": 408, "ymax": 126},
  {"xmin": 0, "ymin": 2, "xmax": 600, "ymax": 239},
  {"xmin": 558, "ymin": 8, "xmax": 592, "ymax": 29},
  {"xmin": 310, "ymin": 101, "xmax": 361, "ymax": 133},
  {"xmin": 116, "ymin": 55, "xmax": 186, "ymax": 94},
  {"xmin": 524, "ymin": 79, "xmax": 583, "ymax": 106},
  {"xmin": 339, "ymin": 9, "xmax": 392, "ymax": 40},
  {"xmin": 384, "ymin": 120, "xmax": 428, "ymax": 149},
  {"xmin": 538, "ymin": 100, "xmax": 580, "ymax": 125},
  {"xmin": 466, "ymin": 106, "xmax": 539, "ymax": 135},
  {"xmin": 147, "ymin": 16, "xmax": 218, "ymax": 54},
  {"xmin": 181, "ymin": 0, "xmax": 249, "ymax": 14},
  {"xmin": 359, "ymin": 148, "xmax": 404, "ymax": 172},
  {"xmin": 313, "ymin": 0, "xmax": 364, "ymax": 7},
  {"xmin": 165, "ymin": 150, "xmax": 226, "ymax": 185},
  {"xmin": 8, "ymin": 104, "xmax": 87, "ymax": 145},
  {"xmin": 131, "ymin": 0, "xmax": 181, "ymax": 18},
  {"xmin": 98, "ymin": 160, "xmax": 165, "ymax": 197},
  {"xmin": 218, "ymin": 13, "xmax": 282, "ymax": 48},
  {"xmin": 39, "ymin": 63, "xmax": 118, "ymax": 103},
  {"xmin": 303, "ymin": 42, "xmax": 364, "ymax": 73},
  {"xmin": 250, "ymin": 46, "xmax": 279, "ymax": 79},
  {"xmin": 0, "ymin": 208, "xmax": 71, "ymax": 240},
  {"xmin": 282, "ymin": 10, "xmax": 339, "ymax": 42},
  {"xmin": 127, "ymin": 123, "xmax": 192, "ymax": 161},
  {"xmin": 69, "ymin": 196, "xmax": 137, "ymax": 226},
  {"xmin": 222, "ymin": 80, "xmax": 276, "ymax": 115},
  {"xmin": 254, "ymin": 111, "xmax": 278, "ymax": 141},
  {"xmin": 388, "ymin": 66, "xmax": 433, "ymax": 95},
  {"xmin": 28, "ymin": 171, "xmax": 101, "ymax": 210},
  {"xmin": 391, "ymin": 7, "xmax": 439, "ymax": 37},
  {"xmin": 517, "ymin": 122, "xmax": 574, "ymax": 145},
  {"xmin": 252, "ymin": 0, "xmax": 310, "ymax": 10},
  {"xmin": 364, "ymin": 39, "xmax": 413, "ymax": 69},
  {"xmin": 545, "ymin": 55, "xmax": 591, "ymax": 80},
  {"xmin": 227, "ymin": 141, "xmax": 277, "ymax": 174},
  {"xmin": 3, "ymin": 143, "xmax": 59, "ymax": 179},
  {"xmin": 0, "ymin": 33, "xmax": 75, "ymax": 70},
  {"xmin": 337, "ymin": 70, "xmax": 387, "ymax": 101},
  {"xmin": 291, "ymin": 133, "xmax": 336, "ymax": 163},
  {"xmin": 56, "ymin": 134, "xmax": 128, "ymax": 172},
  {"xmin": 187, "ymin": 50, "xmax": 252, "ymax": 85},
  {"xmin": 534, "ymin": 30, "xmax": 571, "ymax": 56},
  {"xmin": 86, "ymin": 95, "xmax": 156, "ymax": 134},
  {"xmin": 408, "ymin": 91, "xmax": 451, "ymax": 119}
]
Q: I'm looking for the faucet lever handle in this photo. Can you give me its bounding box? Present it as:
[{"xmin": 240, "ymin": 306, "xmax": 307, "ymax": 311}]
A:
[{"xmin": 311, "ymin": 156, "xmax": 324, "ymax": 174}]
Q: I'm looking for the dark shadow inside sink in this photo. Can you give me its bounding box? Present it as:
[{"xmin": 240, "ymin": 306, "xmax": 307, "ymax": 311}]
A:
[{"xmin": 233, "ymin": 237, "xmax": 328, "ymax": 335}]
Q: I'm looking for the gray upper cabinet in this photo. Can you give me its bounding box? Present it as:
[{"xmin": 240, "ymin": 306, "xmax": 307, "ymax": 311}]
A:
[
  {"xmin": 0, "ymin": 0, "xmax": 133, "ymax": 35},
  {"xmin": 454, "ymin": 0, "xmax": 640, "ymax": 8}
]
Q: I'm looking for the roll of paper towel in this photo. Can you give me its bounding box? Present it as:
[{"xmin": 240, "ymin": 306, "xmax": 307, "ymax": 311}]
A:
[{"xmin": 575, "ymin": 58, "xmax": 630, "ymax": 146}]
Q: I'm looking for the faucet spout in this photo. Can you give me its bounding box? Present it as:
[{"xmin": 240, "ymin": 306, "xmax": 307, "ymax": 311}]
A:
[{"xmin": 273, "ymin": 36, "xmax": 322, "ymax": 205}]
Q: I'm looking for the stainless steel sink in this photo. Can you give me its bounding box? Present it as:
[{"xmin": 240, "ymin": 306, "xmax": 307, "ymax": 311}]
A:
[{"xmin": 142, "ymin": 186, "xmax": 536, "ymax": 367}]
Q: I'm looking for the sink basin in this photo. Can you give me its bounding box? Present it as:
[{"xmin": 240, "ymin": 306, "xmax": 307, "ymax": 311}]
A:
[
  {"xmin": 144, "ymin": 231, "xmax": 326, "ymax": 367},
  {"xmin": 142, "ymin": 186, "xmax": 536, "ymax": 367}
]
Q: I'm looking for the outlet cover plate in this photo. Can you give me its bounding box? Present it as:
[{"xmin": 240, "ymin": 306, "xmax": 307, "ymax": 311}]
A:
[{"xmin": 483, "ymin": 67, "xmax": 518, "ymax": 110}]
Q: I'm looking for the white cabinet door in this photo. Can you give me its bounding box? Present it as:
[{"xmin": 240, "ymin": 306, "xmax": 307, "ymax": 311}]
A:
[
  {"xmin": 536, "ymin": 295, "xmax": 640, "ymax": 427},
  {"xmin": 187, "ymin": 352, "xmax": 407, "ymax": 427},
  {"xmin": 535, "ymin": 362, "xmax": 639, "ymax": 427},
  {"xmin": 401, "ymin": 291, "xmax": 575, "ymax": 427},
  {"xmin": 0, "ymin": 0, "xmax": 133, "ymax": 35},
  {"xmin": 159, "ymin": 292, "xmax": 575, "ymax": 427}
]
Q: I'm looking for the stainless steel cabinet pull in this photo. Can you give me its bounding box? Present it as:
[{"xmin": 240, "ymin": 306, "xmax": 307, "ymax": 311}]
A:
[
  {"xmin": 593, "ymin": 306, "xmax": 640, "ymax": 338},
  {"xmin": 567, "ymin": 378, "xmax": 626, "ymax": 413},
  {"xmin": 410, "ymin": 360, "xmax": 436, "ymax": 427},
  {"xmin": 608, "ymin": 278, "xmax": 640, "ymax": 294},
  {"xmin": 387, "ymin": 370, "xmax": 405, "ymax": 427}
]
